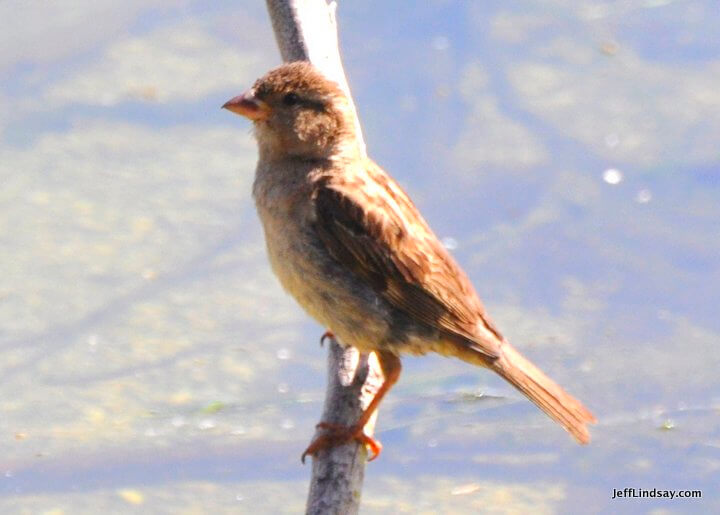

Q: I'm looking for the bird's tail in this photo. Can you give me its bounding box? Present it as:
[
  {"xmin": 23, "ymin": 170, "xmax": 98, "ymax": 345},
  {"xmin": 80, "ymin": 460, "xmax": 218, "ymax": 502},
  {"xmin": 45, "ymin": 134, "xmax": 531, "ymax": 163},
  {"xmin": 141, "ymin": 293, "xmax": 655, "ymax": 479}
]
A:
[{"xmin": 489, "ymin": 343, "xmax": 596, "ymax": 444}]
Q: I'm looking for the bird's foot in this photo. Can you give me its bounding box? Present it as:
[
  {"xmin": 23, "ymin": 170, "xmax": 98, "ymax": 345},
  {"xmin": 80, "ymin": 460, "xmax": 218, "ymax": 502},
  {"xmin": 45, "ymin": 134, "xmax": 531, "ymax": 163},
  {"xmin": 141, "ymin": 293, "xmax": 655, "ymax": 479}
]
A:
[
  {"xmin": 301, "ymin": 422, "xmax": 382, "ymax": 463},
  {"xmin": 319, "ymin": 330, "xmax": 335, "ymax": 346}
]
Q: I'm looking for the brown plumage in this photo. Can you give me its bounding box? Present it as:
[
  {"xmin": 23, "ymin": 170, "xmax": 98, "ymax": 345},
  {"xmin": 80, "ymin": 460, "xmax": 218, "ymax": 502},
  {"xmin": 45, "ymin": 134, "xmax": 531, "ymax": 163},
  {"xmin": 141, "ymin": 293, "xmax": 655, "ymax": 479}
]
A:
[{"xmin": 223, "ymin": 61, "xmax": 595, "ymax": 460}]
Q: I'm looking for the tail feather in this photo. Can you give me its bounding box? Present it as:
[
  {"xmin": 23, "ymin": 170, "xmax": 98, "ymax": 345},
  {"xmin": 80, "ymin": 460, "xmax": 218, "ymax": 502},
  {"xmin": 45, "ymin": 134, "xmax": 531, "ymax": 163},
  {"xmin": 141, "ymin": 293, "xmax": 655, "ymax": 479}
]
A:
[{"xmin": 491, "ymin": 343, "xmax": 596, "ymax": 444}]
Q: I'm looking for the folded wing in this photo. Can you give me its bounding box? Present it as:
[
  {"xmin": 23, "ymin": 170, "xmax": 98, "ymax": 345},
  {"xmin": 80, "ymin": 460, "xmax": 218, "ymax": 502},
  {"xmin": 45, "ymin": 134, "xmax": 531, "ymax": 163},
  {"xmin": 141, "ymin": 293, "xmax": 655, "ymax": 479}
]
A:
[{"xmin": 311, "ymin": 160, "xmax": 503, "ymax": 361}]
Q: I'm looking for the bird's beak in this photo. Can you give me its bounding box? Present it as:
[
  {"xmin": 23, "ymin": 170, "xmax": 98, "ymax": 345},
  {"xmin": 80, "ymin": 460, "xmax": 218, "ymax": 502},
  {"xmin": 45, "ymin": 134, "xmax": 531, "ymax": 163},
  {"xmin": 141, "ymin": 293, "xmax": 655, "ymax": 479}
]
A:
[{"xmin": 222, "ymin": 91, "xmax": 271, "ymax": 121}]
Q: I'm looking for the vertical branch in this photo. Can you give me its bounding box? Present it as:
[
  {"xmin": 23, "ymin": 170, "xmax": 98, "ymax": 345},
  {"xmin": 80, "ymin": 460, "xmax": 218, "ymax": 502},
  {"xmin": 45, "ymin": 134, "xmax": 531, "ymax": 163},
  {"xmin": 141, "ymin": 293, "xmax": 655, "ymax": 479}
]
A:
[
  {"xmin": 265, "ymin": 0, "xmax": 366, "ymax": 156},
  {"xmin": 263, "ymin": 1, "xmax": 379, "ymax": 513}
]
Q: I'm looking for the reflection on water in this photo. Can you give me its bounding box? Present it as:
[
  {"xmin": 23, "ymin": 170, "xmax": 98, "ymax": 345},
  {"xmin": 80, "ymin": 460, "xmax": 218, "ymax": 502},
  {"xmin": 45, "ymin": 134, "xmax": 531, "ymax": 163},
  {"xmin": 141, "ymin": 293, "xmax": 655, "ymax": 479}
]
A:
[{"xmin": 1, "ymin": 0, "xmax": 719, "ymax": 513}]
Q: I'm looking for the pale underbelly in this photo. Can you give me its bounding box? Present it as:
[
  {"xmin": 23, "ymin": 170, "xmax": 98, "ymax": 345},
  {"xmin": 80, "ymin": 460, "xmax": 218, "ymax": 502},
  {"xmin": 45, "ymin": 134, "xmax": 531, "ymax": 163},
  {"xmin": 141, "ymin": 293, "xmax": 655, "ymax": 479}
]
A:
[{"xmin": 262, "ymin": 218, "xmax": 392, "ymax": 351}]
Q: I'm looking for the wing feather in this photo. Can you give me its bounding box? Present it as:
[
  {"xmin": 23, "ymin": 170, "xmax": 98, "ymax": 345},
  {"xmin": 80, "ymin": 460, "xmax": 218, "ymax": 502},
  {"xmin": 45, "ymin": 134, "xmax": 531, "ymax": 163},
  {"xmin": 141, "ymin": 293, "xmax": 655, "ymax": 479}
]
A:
[{"xmin": 312, "ymin": 160, "xmax": 503, "ymax": 360}]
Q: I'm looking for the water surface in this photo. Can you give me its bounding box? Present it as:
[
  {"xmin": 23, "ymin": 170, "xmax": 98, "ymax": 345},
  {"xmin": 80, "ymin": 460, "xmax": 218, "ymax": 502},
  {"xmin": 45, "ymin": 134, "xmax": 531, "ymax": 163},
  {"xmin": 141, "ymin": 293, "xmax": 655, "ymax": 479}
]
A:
[{"xmin": 1, "ymin": 1, "xmax": 718, "ymax": 513}]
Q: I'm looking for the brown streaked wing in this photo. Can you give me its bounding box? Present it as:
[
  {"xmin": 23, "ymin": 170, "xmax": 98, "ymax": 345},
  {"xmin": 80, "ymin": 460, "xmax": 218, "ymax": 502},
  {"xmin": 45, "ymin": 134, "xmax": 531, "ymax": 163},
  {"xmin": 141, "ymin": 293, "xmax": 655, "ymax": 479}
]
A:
[{"xmin": 311, "ymin": 160, "xmax": 503, "ymax": 360}]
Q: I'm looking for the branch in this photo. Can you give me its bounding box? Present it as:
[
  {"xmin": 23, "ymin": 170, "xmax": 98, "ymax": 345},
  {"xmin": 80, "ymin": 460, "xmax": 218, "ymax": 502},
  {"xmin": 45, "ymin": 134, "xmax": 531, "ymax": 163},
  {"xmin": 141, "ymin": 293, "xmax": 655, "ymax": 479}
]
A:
[
  {"xmin": 265, "ymin": 0, "xmax": 366, "ymax": 156},
  {"xmin": 263, "ymin": 1, "xmax": 380, "ymax": 513}
]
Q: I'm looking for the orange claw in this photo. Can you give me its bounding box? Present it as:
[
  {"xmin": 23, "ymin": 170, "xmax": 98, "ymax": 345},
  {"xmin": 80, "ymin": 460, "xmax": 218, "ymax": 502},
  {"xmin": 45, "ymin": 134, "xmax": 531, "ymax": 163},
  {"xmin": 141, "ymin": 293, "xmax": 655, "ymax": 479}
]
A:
[
  {"xmin": 319, "ymin": 330, "xmax": 334, "ymax": 346},
  {"xmin": 301, "ymin": 350, "xmax": 401, "ymax": 464},
  {"xmin": 360, "ymin": 432, "xmax": 382, "ymax": 461},
  {"xmin": 301, "ymin": 422, "xmax": 382, "ymax": 463}
]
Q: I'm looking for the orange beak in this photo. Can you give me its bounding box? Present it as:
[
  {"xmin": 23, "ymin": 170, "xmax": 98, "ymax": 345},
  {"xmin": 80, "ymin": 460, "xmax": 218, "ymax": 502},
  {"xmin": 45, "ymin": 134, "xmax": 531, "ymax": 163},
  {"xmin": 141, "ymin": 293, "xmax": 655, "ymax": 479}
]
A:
[{"xmin": 222, "ymin": 91, "xmax": 271, "ymax": 121}]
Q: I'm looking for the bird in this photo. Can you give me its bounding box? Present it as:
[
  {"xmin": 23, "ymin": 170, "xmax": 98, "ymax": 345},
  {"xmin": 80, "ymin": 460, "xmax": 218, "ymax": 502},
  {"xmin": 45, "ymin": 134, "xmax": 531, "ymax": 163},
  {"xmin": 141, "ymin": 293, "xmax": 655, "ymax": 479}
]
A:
[{"xmin": 223, "ymin": 61, "xmax": 595, "ymax": 462}]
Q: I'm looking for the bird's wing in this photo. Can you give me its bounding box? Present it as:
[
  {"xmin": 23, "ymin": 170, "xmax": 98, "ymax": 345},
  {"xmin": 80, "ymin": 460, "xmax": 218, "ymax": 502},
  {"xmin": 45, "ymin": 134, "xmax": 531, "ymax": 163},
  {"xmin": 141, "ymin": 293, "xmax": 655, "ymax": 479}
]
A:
[{"xmin": 311, "ymin": 160, "xmax": 503, "ymax": 360}]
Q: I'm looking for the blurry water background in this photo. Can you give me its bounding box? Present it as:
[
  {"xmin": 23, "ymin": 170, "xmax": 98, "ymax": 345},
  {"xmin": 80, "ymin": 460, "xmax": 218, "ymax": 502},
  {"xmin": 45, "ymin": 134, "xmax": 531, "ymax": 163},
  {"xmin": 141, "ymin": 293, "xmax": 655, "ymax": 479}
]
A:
[{"xmin": 1, "ymin": 1, "xmax": 718, "ymax": 513}]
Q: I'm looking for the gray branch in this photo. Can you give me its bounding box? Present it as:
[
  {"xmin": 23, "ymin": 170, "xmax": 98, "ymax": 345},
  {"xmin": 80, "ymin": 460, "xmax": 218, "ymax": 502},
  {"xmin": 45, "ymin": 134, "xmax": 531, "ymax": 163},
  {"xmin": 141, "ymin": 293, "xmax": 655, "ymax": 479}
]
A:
[
  {"xmin": 264, "ymin": 1, "xmax": 380, "ymax": 514},
  {"xmin": 266, "ymin": 0, "xmax": 366, "ymax": 156}
]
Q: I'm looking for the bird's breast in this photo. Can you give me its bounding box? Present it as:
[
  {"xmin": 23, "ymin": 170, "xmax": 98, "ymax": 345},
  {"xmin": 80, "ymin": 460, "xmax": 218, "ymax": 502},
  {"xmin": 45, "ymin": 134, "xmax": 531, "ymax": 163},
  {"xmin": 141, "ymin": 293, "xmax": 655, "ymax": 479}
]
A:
[{"xmin": 252, "ymin": 165, "xmax": 392, "ymax": 350}]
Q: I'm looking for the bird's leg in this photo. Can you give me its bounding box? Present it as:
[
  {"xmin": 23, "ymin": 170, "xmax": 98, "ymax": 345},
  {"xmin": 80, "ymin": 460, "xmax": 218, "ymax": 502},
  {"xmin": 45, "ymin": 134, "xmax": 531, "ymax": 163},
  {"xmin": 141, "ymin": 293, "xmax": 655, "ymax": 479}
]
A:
[
  {"xmin": 319, "ymin": 330, "xmax": 335, "ymax": 347},
  {"xmin": 301, "ymin": 350, "xmax": 402, "ymax": 463}
]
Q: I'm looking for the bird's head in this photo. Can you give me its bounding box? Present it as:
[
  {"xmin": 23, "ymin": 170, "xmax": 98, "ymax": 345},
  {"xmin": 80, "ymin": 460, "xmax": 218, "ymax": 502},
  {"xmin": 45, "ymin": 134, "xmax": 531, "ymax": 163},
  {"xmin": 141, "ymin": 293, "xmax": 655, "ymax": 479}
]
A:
[{"xmin": 223, "ymin": 61, "xmax": 358, "ymax": 160}]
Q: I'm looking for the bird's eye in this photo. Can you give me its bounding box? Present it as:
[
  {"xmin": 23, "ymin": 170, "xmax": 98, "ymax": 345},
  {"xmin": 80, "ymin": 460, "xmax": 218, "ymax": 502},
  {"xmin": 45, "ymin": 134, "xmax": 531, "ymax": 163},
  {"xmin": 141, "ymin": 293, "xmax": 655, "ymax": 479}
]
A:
[{"xmin": 283, "ymin": 92, "xmax": 300, "ymax": 106}]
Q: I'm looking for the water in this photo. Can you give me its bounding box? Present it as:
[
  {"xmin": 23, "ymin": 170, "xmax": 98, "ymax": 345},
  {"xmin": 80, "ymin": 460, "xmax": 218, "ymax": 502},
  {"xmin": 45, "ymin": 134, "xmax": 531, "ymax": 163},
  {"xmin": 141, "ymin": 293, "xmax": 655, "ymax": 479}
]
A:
[{"xmin": 1, "ymin": 1, "xmax": 718, "ymax": 513}]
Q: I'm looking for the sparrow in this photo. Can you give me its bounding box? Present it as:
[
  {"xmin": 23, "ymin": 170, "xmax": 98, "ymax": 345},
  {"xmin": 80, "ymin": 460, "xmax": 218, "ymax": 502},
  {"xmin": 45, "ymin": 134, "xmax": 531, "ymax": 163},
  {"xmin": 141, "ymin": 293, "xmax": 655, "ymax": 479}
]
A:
[{"xmin": 223, "ymin": 61, "xmax": 595, "ymax": 461}]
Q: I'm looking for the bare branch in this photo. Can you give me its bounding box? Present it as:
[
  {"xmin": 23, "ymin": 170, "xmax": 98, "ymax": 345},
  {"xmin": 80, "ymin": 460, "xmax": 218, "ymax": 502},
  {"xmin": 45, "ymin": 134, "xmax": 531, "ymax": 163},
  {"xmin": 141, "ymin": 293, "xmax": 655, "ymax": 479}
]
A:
[
  {"xmin": 263, "ymin": 1, "xmax": 379, "ymax": 513},
  {"xmin": 265, "ymin": 0, "xmax": 366, "ymax": 156}
]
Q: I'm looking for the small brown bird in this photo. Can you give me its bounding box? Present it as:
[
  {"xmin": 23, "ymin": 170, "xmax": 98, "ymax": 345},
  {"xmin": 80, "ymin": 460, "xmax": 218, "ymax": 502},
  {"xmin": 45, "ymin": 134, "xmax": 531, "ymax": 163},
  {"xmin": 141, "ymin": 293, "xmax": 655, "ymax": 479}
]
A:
[{"xmin": 223, "ymin": 61, "xmax": 595, "ymax": 461}]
